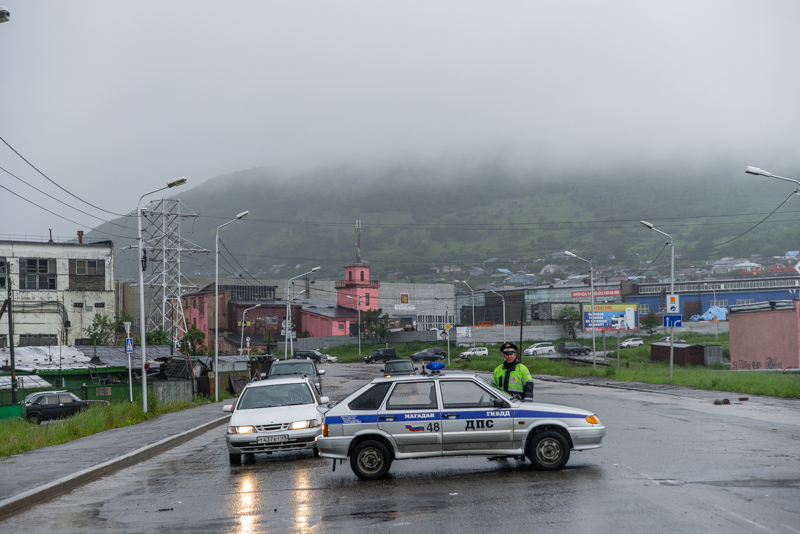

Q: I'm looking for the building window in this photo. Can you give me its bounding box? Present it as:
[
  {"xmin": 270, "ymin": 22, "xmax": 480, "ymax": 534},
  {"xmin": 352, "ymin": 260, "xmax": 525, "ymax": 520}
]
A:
[
  {"xmin": 360, "ymin": 271, "xmax": 364, "ymax": 281},
  {"xmin": 20, "ymin": 258, "xmax": 57, "ymax": 290},
  {"xmin": 0, "ymin": 259, "xmax": 5, "ymax": 289},
  {"xmin": 638, "ymin": 304, "xmax": 649, "ymax": 314},
  {"xmin": 69, "ymin": 259, "xmax": 105, "ymax": 276},
  {"xmin": 736, "ymin": 299, "xmax": 755, "ymax": 305},
  {"xmin": 365, "ymin": 294, "xmax": 369, "ymax": 306},
  {"xmin": 349, "ymin": 272, "xmax": 353, "ymax": 281},
  {"xmin": 710, "ymin": 300, "xmax": 727, "ymax": 307}
]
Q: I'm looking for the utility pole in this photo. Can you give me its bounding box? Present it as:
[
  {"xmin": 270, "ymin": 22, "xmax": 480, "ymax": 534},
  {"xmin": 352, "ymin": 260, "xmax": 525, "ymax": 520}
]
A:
[{"xmin": 0, "ymin": 279, "xmax": 18, "ymax": 404}]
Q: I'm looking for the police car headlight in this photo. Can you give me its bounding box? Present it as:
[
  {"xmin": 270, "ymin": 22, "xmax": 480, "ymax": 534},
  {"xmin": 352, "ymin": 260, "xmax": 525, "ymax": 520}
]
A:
[{"xmin": 290, "ymin": 419, "xmax": 319, "ymax": 430}]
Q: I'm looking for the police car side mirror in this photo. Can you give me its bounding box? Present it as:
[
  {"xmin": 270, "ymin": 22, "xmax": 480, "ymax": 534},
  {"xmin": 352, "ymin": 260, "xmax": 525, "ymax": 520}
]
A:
[{"xmin": 493, "ymin": 398, "xmax": 509, "ymax": 408}]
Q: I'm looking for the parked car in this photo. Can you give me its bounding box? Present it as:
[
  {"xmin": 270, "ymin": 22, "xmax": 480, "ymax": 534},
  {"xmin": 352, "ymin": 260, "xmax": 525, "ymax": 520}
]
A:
[
  {"xmin": 620, "ymin": 337, "xmax": 644, "ymax": 348},
  {"xmin": 410, "ymin": 348, "xmax": 446, "ymax": 362},
  {"xmin": 364, "ymin": 347, "xmax": 397, "ymax": 364},
  {"xmin": 223, "ymin": 376, "xmax": 329, "ymax": 464},
  {"xmin": 524, "ymin": 342, "xmax": 555, "ymax": 356},
  {"xmin": 316, "ymin": 373, "xmax": 606, "ymax": 480},
  {"xmin": 459, "ymin": 347, "xmax": 488, "ymax": 359},
  {"xmin": 382, "ymin": 360, "xmax": 418, "ymax": 376},
  {"xmin": 24, "ymin": 391, "xmax": 110, "ymax": 425},
  {"xmin": 266, "ymin": 359, "xmax": 325, "ymax": 394},
  {"xmin": 658, "ymin": 336, "xmax": 686, "ymax": 344},
  {"xmin": 292, "ymin": 349, "xmax": 330, "ymax": 363},
  {"xmin": 557, "ymin": 342, "xmax": 591, "ymax": 356},
  {"xmin": 319, "ymin": 354, "xmax": 338, "ymax": 363}
]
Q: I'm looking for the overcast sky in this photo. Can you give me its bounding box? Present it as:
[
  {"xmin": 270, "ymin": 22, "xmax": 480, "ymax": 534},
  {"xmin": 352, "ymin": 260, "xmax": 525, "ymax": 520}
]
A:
[{"xmin": 1, "ymin": 1, "xmax": 799, "ymax": 239}]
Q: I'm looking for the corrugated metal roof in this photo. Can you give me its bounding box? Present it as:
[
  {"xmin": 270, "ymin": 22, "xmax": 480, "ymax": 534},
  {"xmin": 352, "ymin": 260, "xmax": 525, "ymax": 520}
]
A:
[{"xmin": 0, "ymin": 374, "xmax": 53, "ymax": 389}]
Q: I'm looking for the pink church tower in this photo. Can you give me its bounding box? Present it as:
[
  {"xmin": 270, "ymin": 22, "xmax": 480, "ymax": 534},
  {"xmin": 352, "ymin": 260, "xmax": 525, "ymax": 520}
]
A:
[{"xmin": 337, "ymin": 264, "xmax": 379, "ymax": 311}]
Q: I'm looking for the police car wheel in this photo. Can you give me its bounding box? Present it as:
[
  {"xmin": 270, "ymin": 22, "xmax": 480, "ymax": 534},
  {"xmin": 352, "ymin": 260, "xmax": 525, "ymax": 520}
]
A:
[
  {"xmin": 527, "ymin": 431, "xmax": 570, "ymax": 470},
  {"xmin": 351, "ymin": 440, "xmax": 392, "ymax": 480}
]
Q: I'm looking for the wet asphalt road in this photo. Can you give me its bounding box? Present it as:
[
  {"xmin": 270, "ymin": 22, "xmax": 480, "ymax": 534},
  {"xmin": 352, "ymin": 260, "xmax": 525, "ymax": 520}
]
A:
[{"xmin": 2, "ymin": 363, "xmax": 799, "ymax": 533}]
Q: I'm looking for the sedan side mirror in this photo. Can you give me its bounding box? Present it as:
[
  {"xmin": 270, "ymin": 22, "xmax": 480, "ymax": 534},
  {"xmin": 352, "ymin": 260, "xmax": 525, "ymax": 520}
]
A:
[
  {"xmin": 318, "ymin": 369, "xmax": 326, "ymax": 376},
  {"xmin": 319, "ymin": 396, "xmax": 330, "ymax": 404},
  {"xmin": 223, "ymin": 404, "xmax": 233, "ymax": 413}
]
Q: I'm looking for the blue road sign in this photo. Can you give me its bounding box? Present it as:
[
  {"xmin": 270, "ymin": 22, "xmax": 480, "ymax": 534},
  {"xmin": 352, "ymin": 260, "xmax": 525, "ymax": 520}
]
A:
[
  {"xmin": 125, "ymin": 338, "xmax": 134, "ymax": 353},
  {"xmin": 663, "ymin": 314, "xmax": 682, "ymax": 328}
]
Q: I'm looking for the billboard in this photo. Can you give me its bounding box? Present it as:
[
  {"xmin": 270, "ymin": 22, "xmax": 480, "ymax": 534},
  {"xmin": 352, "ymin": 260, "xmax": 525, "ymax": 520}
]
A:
[
  {"xmin": 571, "ymin": 289, "xmax": 620, "ymax": 298},
  {"xmin": 582, "ymin": 303, "xmax": 638, "ymax": 331}
]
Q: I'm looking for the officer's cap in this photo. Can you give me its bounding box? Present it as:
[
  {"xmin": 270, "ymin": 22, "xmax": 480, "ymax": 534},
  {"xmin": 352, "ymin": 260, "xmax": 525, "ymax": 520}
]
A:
[{"xmin": 500, "ymin": 342, "xmax": 519, "ymax": 354}]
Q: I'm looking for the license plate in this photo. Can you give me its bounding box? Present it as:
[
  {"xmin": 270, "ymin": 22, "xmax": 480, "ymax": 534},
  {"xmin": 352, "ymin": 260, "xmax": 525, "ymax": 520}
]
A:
[{"xmin": 258, "ymin": 434, "xmax": 288, "ymax": 444}]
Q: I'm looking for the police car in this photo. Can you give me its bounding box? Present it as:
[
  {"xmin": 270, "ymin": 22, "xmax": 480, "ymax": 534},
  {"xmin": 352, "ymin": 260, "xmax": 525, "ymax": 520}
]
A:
[{"xmin": 315, "ymin": 364, "xmax": 606, "ymax": 480}]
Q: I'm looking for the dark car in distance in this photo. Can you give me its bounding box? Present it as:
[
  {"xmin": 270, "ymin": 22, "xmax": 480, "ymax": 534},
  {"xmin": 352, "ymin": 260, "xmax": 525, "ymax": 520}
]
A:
[
  {"xmin": 557, "ymin": 342, "xmax": 591, "ymax": 356},
  {"xmin": 24, "ymin": 391, "xmax": 110, "ymax": 425},
  {"xmin": 364, "ymin": 347, "xmax": 397, "ymax": 364},
  {"xmin": 292, "ymin": 349, "xmax": 328, "ymax": 363},
  {"xmin": 410, "ymin": 348, "xmax": 446, "ymax": 362},
  {"xmin": 266, "ymin": 359, "xmax": 325, "ymax": 394},
  {"xmin": 382, "ymin": 360, "xmax": 418, "ymax": 376}
]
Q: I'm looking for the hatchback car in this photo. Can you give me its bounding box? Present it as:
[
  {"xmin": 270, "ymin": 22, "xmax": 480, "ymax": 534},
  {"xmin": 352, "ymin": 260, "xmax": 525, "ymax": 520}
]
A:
[
  {"xmin": 658, "ymin": 336, "xmax": 686, "ymax": 344},
  {"xmin": 524, "ymin": 343, "xmax": 555, "ymax": 356},
  {"xmin": 620, "ymin": 337, "xmax": 644, "ymax": 348},
  {"xmin": 557, "ymin": 342, "xmax": 591, "ymax": 355},
  {"xmin": 382, "ymin": 360, "xmax": 418, "ymax": 376},
  {"xmin": 223, "ymin": 377, "xmax": 329, "ymax": 464},
  {"xmin": 24, "ymin": 391, "xmax": 109, "ymax": 425},
  {"xmin": 316, "ymin": 372, "xmax": 605, "ymax": 480},
  {"xmin": 267, "ymin": 359, "xmax": 325, "ymax": 394},
  {"xmin": 292, "ymin": 350, "xmax": 327, "ymax": 363}
]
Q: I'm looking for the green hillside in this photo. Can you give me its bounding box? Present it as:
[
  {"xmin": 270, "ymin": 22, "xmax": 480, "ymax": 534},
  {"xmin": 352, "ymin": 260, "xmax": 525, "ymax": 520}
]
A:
[{"xmin": 90, "ymin": 161, "xmax": 800, "ymax": 283}]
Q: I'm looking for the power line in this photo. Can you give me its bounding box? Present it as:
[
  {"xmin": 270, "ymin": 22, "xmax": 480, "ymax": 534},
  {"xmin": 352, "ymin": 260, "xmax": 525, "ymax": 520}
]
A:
[{"xmin": 0, "ymin": 135, "xmax": 126, "ymax": 217}]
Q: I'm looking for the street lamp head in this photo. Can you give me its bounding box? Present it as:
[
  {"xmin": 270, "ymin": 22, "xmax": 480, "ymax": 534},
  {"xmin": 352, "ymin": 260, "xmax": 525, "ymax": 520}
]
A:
[
  {"xmin": 236, "ymin": 211, "xmax": 249, "ymax": 219},
  {"xmin": 254, "ymin": 303, "xmax": 261, "ymax": 308},
  {"xmin": 311, "ymin": 266, "xmax": 321, "ymax": 272},
  {"xmin": 639, "ymin": 220, "xmax": 654, "ymax": 230},
  {"xmin": 564, "ymin": 250, "xmax": 576, "ymax": 258},
  {"xmin": 0, "ymin": 7, "xmax": 10, "ymax": 23},
  {"xmin": 745, "ymin": 166, "xmax": 771, "ymax": 177},
  {"xmin": 167, "ymin": 176, "xmax": 187, "ymax": 188}
]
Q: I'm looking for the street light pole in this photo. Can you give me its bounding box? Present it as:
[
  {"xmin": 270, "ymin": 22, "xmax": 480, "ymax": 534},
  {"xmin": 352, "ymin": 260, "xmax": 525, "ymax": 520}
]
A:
[
  {"xmin": 456, "ymin": 280, "xmax": 475, "ymax": 348},
  {"xmin": 284, "ymin": 267, "xmax": 320, "ymax": 359},
  {"xmin": 215, "ymin": 210, "xmax": 249, "ymax": 402},
  {"xmin": 640, "ymin": 220, "xmax": 675, "ymax": 381},
  {"xmin": 565, "ymin": 251, "xmax": 596, "ymax": 369},
  {"xmin": 239, "ymin": 304, "xmax": 261, "ymax": 356},
  {"xmin": 138, "ymin": 177, "xmax": 186, "ymax": 413},
  {"xmin": 489, "ymin": 289, "xmax": 506, "ymax": 344},
  {"xmin": 704, "ymin": 283, "xmax": 718, "ymax": 341},
  {"xmin": 346, "ymin": 295, "xmax": 363, "ymax": 359}
]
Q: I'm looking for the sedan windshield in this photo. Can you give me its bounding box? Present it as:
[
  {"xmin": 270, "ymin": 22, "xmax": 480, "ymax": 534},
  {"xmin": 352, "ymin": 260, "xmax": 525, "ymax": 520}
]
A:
[{"xmin": 238, "ymin": 383, "xmax": 315, "ymax": 409}]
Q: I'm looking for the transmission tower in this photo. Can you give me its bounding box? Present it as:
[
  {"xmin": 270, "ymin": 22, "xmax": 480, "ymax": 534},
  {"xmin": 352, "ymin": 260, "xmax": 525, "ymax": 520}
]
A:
[{"xmin": 141, "ymin": 199, "xmax": 209, "ymax": 339}]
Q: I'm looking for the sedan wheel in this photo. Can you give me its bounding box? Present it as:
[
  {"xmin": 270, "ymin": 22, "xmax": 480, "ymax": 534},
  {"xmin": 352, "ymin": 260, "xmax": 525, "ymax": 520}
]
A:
[
  {"xmin": 527, "ymin": 431, "xmax": 570, "ymax": 470},
  {"xmin": 27, "ymin": 413, "xmax": 41, "ymax": 425},
  {"xmin": 547, "ymin": 349, "xmax": 554, "ymax": 354}
]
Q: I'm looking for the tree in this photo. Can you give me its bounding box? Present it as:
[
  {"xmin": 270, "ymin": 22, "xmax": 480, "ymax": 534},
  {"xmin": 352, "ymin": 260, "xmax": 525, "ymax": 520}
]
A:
[
  {"xmin": 178, "ymin": 325, "xmax": 208, "ymax": 356},
  {"xmin": 640, "ymin": 311, "xmax": 661, "ymax": 336},
  {"xmin": 558, "ymin": 305, "xmax": 582, "ymax": 339},
  {"xmin": 85, "ymin": 313, "xmax": 116, "ymax": 346},
  {"xmin": 361, "ymin": 308, "xmax": 391, "ymax": 343},
  {"xmin": 135, "ymin": 327, "xmax": 171, "ymax": 346}
]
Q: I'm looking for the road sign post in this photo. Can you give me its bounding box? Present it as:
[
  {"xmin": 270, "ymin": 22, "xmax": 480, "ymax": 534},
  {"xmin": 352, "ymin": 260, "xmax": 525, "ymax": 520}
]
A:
[{"xmin": 125, "ymin": 337, "xmax": 134, "ymax": 403}]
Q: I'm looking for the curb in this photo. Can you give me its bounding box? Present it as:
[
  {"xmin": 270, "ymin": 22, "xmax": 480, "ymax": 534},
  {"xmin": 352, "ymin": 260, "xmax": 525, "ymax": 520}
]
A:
[{"xmin": 0, "ymin": 415, "xmax": 230, "ymax": 520}]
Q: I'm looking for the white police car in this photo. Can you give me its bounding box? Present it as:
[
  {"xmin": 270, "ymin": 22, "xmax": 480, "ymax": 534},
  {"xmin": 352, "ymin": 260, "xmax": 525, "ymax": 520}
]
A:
[{"xmin": 315, "ymin": 364, "xmax": 606, "ymax": 480}]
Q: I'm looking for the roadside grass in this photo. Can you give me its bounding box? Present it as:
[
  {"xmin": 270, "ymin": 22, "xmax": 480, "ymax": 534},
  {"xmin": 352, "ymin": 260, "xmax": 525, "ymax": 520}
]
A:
[
  {"xmin": 325, "ymin": 334, "xmax": 799, "ymax": 399},
  {"xmin": 0, "ymin": 392, "xmax": 234, "ymax": 457}
]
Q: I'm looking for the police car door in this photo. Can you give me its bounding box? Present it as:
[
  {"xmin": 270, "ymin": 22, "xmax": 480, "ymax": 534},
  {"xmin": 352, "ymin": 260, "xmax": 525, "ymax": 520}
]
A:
[
  {"xmin": 439, "ymin": 380, "xmax": 514, "ymax": 453},
  {"xmin": 378, "ymin": 380, "xmax": 442, "ymax": 456}
]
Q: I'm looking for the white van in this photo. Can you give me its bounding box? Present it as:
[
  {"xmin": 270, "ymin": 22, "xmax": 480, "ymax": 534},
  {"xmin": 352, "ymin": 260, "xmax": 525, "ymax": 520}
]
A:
[
  {"xmin": 459, "ymin": 347, "xmax": 489, "ymax": 358},
  {"xmin": 524, "ymin": 342, "xmax": 555, "ymax": 356}
]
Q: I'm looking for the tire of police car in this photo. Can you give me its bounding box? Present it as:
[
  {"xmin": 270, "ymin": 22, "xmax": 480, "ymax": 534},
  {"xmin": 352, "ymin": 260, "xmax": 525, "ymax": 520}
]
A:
[
  {"xmin": 351, "ymin": 440, "xmax": 392, "ymax": 480},
  {"xmin": 527, "ymin": 431, "xmax": 570, "ymax": 470}
]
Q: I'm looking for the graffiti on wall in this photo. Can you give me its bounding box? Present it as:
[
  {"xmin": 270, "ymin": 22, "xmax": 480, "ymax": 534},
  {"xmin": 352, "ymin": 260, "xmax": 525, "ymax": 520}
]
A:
[{"xmin": 731, "ymin": 357, "xmax": 798, "ymax": 370}]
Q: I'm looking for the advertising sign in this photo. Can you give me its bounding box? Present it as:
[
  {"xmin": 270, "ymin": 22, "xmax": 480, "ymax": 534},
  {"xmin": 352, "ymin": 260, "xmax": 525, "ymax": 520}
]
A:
[
  {"xmin": 571, "ymin": 288, "xmax": 621, "ymax": 298},
  {"xmin": 582, "ymin": 303, "xmax": 639, "ymax": 331},
  {"xmin": 400, "ymin": 293, "xmax": 409, "ymax": 304},
  {"xmin": 456, "ymin": 327, "xmax": 472, "ymax": 339}
]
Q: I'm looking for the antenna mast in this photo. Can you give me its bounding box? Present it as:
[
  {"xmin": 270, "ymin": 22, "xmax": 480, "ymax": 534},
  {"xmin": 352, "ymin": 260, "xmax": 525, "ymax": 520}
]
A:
[{"xmin": 356, "ymin": 219, "xmax": 361, "ymax": 265}]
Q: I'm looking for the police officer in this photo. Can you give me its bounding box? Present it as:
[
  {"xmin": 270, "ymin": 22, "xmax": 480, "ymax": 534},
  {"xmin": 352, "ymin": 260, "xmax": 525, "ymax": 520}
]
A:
[{"xmin": 491, "ymin": 342, "xmax": 534, "ymax": 401}]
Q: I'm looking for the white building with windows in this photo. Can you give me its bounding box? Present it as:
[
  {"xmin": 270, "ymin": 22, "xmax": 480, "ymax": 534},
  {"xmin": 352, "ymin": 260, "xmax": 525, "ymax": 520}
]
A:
[{"xmin": 0, "ymin": 237, "xmax": 115, "ymax": 347}]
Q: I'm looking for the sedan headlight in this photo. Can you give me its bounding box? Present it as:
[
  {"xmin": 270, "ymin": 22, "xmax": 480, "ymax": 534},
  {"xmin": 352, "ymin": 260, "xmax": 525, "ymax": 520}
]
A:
[
  {"xmin": 229, "ymin": 425, "xmax": 256, "ymax": 434},
  {"xmin": 289, "ymin": 419, "xmax": 320, "ymax": 430}
]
